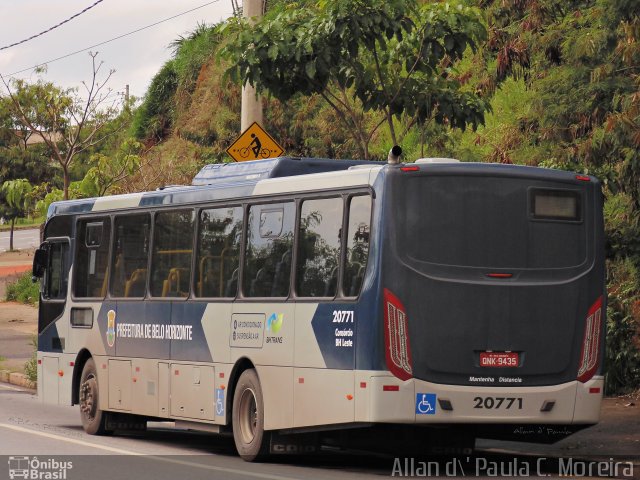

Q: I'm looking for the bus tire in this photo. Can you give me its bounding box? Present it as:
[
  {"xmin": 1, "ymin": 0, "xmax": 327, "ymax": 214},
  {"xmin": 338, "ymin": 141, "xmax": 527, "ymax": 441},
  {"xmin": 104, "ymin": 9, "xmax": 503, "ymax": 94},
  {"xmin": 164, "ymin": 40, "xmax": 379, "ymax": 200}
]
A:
[
  {"xmin": 232, "ymin": 369, "xmax": 270, "ymax": 461},
  {"xmin": 79, "ymin": 358, "xmax": 110, "ymax": 435}
]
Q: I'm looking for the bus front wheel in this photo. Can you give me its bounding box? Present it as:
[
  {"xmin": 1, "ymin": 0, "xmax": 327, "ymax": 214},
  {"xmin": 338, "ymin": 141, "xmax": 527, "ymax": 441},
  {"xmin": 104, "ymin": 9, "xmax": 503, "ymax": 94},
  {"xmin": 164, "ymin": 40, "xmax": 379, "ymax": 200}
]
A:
[
  {"xmin": 79, "ymin": 358, "xmax": 111, "ymax": 435},
  {"xmin": 232, "ymin": 369, "xmax": 270, "ymax": 461}
]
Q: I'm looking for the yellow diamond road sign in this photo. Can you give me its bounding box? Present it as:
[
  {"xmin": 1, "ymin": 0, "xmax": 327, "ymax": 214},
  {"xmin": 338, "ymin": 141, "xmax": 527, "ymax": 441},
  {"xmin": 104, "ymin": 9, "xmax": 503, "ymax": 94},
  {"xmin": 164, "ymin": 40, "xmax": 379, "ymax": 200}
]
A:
[{"xmin": 227, "ymin": 122, "xmax": 284, "ymax": 162}]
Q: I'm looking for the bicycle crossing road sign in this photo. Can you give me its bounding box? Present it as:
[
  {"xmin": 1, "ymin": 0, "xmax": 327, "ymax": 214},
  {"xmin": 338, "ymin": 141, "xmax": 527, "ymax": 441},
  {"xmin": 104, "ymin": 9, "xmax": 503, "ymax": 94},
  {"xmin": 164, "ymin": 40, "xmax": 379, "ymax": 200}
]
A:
[{"xmin": 226, "ymin": 122, "xmax": 284, "ymax": 162}]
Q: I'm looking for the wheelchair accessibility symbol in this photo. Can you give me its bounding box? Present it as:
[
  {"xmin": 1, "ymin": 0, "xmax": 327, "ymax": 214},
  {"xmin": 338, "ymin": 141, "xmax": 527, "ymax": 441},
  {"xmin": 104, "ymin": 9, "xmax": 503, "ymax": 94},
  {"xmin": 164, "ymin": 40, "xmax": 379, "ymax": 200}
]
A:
[
  {"xmin": 215, "ymin": 388, "xmax": 225, "ymax": 417},
  {"xmin": 415, "ymin": 393, "xmax": 437, "ymax": 415}
]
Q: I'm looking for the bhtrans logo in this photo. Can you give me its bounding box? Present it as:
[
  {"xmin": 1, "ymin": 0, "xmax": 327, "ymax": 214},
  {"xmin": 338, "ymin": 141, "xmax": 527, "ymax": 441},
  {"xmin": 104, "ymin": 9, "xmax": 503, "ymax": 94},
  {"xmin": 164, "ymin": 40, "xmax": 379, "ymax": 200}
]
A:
[
  {"xmin": 8, "ymin": 456, "xmax": 73, "ymax": 479},
  {"xmin": 266, "ymin": 313, "xmax": 284, "ymax": 344},
  {"xmin": 266, "ymin": 313, "xmax": 283, "ymax": 334}
]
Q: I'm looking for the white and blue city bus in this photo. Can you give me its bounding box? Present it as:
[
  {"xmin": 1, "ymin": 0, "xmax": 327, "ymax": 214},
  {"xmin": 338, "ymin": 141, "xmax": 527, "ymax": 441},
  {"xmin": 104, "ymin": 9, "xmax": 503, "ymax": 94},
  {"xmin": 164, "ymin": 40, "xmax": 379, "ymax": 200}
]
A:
[{"xmin": 33, "ymin": 154, "xmax": 606, "ymax": 461}]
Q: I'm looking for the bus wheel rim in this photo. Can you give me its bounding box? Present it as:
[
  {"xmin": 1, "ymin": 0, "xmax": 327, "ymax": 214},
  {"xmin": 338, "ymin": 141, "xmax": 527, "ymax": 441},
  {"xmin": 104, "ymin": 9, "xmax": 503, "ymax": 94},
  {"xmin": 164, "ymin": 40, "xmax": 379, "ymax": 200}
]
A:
[
  {"xmin": 238, "ymin": 388, "xmax": 257, "ymax": 444},
  {"xmin": 80, "ymin": 375, "xmax": 97, "ymax": 420}
]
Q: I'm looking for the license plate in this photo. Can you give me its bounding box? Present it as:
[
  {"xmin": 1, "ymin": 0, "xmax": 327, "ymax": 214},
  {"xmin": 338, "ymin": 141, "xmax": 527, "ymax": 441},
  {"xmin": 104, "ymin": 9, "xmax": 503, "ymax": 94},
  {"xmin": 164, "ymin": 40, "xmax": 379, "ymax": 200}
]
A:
[{"xmin": 480, "ymin": 352, "xmax": 519, "ymax": 367}]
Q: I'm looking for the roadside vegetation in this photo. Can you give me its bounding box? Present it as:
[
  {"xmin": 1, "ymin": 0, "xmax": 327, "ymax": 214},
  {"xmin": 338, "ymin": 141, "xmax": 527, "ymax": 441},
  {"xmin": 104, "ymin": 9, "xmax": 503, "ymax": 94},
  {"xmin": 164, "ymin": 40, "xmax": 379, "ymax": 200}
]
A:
[
  {"xmin": 5, "ymin": 271, "xmax": 39, "ymax": 306},
  {"xmin": 1, "ymin": 0, "xmax": 638, "ymax": 394},
  {"xmin": 23, "ymin": 336, "xmax": 37, "ymax": 384},
  {"xmin": 0, "ymin": 216, "xmax": 44, "ymax": 232}
]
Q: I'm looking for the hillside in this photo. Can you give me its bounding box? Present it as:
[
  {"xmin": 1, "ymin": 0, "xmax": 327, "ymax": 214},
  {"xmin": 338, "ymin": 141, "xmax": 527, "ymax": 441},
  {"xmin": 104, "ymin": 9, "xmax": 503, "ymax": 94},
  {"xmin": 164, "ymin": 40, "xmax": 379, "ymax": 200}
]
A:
[{"xmin": 125, "ymin": 1, "xmax": 640, "ymax": 393}]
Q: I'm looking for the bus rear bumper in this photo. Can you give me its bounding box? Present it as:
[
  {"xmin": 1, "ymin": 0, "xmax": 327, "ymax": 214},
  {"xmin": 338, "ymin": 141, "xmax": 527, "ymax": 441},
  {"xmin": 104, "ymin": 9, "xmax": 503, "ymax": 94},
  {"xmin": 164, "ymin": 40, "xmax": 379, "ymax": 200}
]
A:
[{"xmin": 363, "ymin": 374, "xmax": 603, "ymax": 425}]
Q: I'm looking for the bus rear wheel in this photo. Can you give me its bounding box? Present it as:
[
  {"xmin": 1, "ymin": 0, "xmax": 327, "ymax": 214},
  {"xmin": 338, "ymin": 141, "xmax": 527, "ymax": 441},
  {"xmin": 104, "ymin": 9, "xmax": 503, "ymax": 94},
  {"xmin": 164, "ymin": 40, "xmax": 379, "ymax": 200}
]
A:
[
  {"xmin": 79, "ymin": 358, "xmax": 111, "ymax": 435},
  {"xmin": 232, "ymin": 369, "xmax": 270, "ymax": 461}
]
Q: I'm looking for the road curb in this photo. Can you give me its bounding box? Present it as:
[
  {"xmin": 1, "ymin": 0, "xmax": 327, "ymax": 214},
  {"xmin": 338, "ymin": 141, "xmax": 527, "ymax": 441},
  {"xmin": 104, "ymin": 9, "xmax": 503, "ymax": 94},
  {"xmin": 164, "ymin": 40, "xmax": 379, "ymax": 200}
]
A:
[{"xmin": 0, "ymin": 369, "xmax": 36, "ymax": 390}]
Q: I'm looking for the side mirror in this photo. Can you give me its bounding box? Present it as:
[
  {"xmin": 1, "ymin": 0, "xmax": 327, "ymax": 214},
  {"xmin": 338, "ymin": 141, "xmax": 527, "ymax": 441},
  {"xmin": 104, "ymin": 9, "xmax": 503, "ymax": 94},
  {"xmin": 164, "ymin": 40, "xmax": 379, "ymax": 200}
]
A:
[{"xmin": 32, "ymin": 244, "xmax": 49, "ymax": 281}]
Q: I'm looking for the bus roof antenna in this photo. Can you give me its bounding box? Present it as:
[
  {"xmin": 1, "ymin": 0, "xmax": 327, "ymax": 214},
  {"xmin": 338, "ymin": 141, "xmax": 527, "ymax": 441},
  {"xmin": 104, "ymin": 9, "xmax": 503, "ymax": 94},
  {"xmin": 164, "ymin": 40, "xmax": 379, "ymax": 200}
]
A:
[{"xmin": 387, "ymin": 145, "xmax": 402, "ymax": 164}]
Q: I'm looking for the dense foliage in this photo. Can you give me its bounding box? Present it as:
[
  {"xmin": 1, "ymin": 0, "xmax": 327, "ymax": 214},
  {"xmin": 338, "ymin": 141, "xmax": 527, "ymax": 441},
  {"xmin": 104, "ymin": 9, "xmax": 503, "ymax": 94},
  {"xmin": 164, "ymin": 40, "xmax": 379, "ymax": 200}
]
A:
[
  {"xmin": 224, "ymin": 0, "xmax": 490, "ymax": 158},
  {"xmin": 127, "ymin": 0, "xmax": 640, "ymax": 394}
]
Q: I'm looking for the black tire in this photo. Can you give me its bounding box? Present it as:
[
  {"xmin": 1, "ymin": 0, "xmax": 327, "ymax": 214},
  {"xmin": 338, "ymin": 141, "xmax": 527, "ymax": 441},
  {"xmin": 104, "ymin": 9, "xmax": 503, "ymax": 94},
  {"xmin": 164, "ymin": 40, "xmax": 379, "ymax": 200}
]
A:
[
  {"xmin": 232, "ymin": 369, "xmax": 270, "ymax": 461},
  {"xmin": 79, "ymin": 358, "xmax": 111, "ymax": 435}
]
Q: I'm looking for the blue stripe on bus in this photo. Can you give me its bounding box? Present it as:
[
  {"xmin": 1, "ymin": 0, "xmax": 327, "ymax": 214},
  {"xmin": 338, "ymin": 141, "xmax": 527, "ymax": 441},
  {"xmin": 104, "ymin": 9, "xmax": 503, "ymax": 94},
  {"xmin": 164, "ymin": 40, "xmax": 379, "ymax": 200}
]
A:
[{"xmin": 96, "ymin": 301, "xmax": 211, "ymax": 362}]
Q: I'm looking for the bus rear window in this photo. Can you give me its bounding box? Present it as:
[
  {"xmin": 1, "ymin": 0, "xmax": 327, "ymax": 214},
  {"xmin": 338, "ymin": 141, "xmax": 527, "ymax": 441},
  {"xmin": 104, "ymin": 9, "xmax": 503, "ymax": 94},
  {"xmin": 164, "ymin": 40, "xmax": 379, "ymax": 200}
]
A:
[
  {"xmin": 395, "ymin": 176, "xmax": 587, "ymax": 269},
  {"xmin": 531, "ymin": 189, "xmax": 580, "ymax": 221}
]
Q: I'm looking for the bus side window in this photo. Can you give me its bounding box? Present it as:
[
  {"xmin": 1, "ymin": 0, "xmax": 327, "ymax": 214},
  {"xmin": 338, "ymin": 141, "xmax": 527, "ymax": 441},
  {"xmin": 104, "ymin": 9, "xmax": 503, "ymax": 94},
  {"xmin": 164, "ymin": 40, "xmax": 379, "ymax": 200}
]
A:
[
  {"xmin": 195, "ymin": 206, "xmax": 243, "ymax": 298},
  {"xmin": 343, "ymin": 195, "xmax": 372, "ymax": 297},
  {"xmin": 243, "ymin": 202, "xmax": 295, "ymax": 298},
  {"xmin": 150, "ymin": 210, "xmax": 195, "ymax": 298},
  {"xmin": 74, "ymin": 219, "xmax": 111, "ymax": 298},
  {"xmin": 296, "ymin": 197, "xmax": 343, "ymax": 297},
  {"xmin": 45, "ymin": 242, "xmax": 68, "ymax": 300},
  {"xmin": 110, "ymin": 214, "xmax": 151, "ymax": 298}
]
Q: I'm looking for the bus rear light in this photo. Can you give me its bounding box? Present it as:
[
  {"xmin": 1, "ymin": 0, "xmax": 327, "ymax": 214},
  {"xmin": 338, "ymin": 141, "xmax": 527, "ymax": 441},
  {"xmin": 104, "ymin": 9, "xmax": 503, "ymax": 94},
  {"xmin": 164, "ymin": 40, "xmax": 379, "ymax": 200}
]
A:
[
  {"xmin": 577, "ymin": 296, "xmax": 603, "ymax": 383},
  {"xmin": 589, "ymin": 387, "xmax": 601, "ymax": 394},
  {"xmin": 575, "ymin": 175, "xmax": 591, "ymax": 182},
  {"xmin": 400, "ymin": 166, "xmax": 420, "ymax": 172},
  {"xmin": 383, "ymin": 288, "xmax": 413, "ymax": 381},
  {"xmin": 486, "ymin": 273, "xmax": 513, "ymax": 278},
  {"xmin": 383, "ymin": 385, "xmax": 400, "ymax": 391}
]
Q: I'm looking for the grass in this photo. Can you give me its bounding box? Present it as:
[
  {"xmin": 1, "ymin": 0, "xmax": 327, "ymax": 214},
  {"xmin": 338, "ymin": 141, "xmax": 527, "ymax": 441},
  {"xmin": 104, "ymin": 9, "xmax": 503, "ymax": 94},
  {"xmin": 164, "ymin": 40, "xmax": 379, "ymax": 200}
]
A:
[
  {"xmin": 0, "ymin": 216, "xmax": 44, "ymax": 232},
  {"xmin": 5, "ymin": 271, "xmax": 39, "ymax": 305}
]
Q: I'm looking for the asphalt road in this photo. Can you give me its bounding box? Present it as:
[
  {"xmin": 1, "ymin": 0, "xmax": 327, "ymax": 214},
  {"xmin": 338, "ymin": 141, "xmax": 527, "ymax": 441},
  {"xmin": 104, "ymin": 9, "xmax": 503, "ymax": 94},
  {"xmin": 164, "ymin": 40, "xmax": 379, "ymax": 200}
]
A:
[
  {"xmin": 0, "ymin": 384, "xmax": 408, "ymax": 480},
  {"xmin": 0, "ymin": 228, "xmax": 40, "ymax": 253},
  {"xmin": 1, "ymin": 384, "xmax": 637, "ymax": 480}
]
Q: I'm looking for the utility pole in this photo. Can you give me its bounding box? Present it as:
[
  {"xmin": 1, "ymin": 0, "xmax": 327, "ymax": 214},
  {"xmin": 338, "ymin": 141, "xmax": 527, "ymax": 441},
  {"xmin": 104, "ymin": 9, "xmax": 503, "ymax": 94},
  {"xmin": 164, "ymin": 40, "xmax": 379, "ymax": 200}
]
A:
[{"xmin": 240, "ymin": 0, "xmax": 264, "ymax": 131}]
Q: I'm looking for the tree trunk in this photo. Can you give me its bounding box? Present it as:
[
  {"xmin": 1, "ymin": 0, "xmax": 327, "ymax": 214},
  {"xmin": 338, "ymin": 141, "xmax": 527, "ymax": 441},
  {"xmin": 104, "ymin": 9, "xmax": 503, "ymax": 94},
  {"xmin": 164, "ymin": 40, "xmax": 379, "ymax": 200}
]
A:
[
  {"xmin": 9, "ymin": 217, "xmax": 15, "ymax": 251},
  {"xmin": 63, "ymin": 167, "xmax": 70, "ymax": 200},
  {"xmin": 386, "ymin": 109, "xmax": 398, "ymax": 146},
  {"xmin": 362, "ymin": 140, "xmax": 370, "ymax": 160}
]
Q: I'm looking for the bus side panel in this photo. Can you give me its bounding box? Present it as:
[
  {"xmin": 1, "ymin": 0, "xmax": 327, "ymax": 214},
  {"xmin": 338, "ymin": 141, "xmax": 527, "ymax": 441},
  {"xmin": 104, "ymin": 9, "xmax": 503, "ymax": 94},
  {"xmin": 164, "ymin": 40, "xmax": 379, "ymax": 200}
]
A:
[
  {"xmin": 41, "ymin": 356, "xmax": 60, "ymax": 404},
  {"xmin": 67, "ymin": 302, "xmax": 110, "ymax": 358},
  {"xmin": 230, "ymin": 302, "xmax": 295, "ymax": 430},
  {"xmin": 573, "ymin": 375, "xmax": 604, "ymax": 423},
  {"xmin": 294, "ymin": 303, "xmax": 359, "ymax": 429},
  {"xmin": 201, "ymin": 303, "xmax": 233, "ymax": 365},
  {"xmin": 293, "ymin": 368, "xmax": 354, "ymax": 428},
  {"xmin": 256, "ymin": 365, "xmax": 294, "ymax": 430}
]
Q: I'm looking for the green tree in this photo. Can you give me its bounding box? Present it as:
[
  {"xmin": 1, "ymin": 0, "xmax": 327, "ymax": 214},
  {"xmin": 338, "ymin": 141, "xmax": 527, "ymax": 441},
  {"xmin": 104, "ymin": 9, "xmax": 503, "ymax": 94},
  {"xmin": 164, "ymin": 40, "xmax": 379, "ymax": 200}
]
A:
[
  {"xmin": 1, "ymin": 179, "xmax": 33, "ymax": 251},
  {"xmin": 83, "ymin": 138, "xmax": 143, "ymax": 196},
  {"xmin": 1, "ymin": 53, "xmax": 119, "ymax": 199},
  {"xmin": 224, "ymin": 0, "xmax": 489, "ymax": 158}
]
